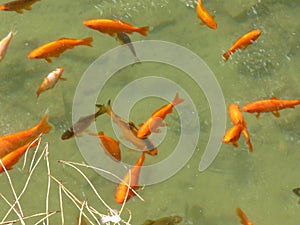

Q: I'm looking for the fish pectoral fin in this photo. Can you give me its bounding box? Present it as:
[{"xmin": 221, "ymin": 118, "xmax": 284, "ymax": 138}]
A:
[
  {"xmin": 152, "ymin": 128, "xmax": 161, "ymax": 133},
  {"xmin": 138, "ymin": 123, "xmax": 144, "ymax": 127},
  {"xmin": 16, "ymin": 9, "xmax": 23, "ymax": 13},
  {"xmin": 272, "ymin": 111, "xmax": 280, "ymax": 117},
  {"xmin": 24, "ymin": 5, "xmax": 32, "ymax": 10},
  {"xmin": 60, "ymin": 77, "xmax": 67, "ymax": 81},
  {"xmin": 199, "ymin": 21, "xmax": 206, "ymax": 26},
  {"xmin": 142, "ymin": 220, "xmax": 155, "ymax": 225},
  {"xmin": 232, "ymin": 142, "xmax": 239, "ymax": 148},
  {"xmin": 45, "ymin": 57, "xmax": 52, "ymax": 63},
  {"xmin": 255, "ymin": 113, "xmax": 260, "ymax": 119}
]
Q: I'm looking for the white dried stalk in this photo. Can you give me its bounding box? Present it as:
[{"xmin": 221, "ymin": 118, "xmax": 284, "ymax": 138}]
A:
[
  {"xmin": 0, "ymin": 160, "xmax": 25, "ymax": 225},
  {"xmin": 0, "ymin": 211, "xmax": 58, "ymax": 225},
  {"xmin": 33, "ymin": 210, "xmax": 58, "ymax": 225},
  {"xmin": 58, "ymin": 180, "xmax": 64, "ymax": 225},
  {"xmin": 44, "ymin": 143, "xmax": 50, "ymax": 225},
  {"xmin": 23, "ymin": 134, "xmax": 42, "ymax": 171}
]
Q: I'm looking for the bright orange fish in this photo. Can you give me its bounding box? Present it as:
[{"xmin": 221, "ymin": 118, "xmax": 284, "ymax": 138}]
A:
[
  {"xmin": 115, "ymin": 151, "xmax": 145, "ymax": 204},
  {"xmin": 196, "ymin": 0, "xmax": 217, "ymax": 30},
  {"xmin": 0, "ymin": 29, "xmax": 14, "ymax": 61},
  {"xmin": 137, "ymin": 93, "xmax": 185, "ymax": 139},
  {"xmin": 0, "ymin": 0, "xmax": 40, "ymax": 14},
  {"xmin": 228, "ymin": 104, "xmax": 253, "ymax": 152},
  {"xmin": 236, "ymin": 208, "xmax": 254, "ymax": 225},
  {"xmin": 0, "ymin": 113, "xmax": 52, "ymax": 158},
  {"xmin": 97, "ymin": 131, "xmax": 121, "ymax": 162},
  {"xmin": 36, "ymin": 68, "xmax": 66, "ymax": 98},
  {"xmin": 28, "ymin": 37, "xmax": 93, "ymax": 63},
  {"xmin": 242, "ymin": 97, "xmax": 300, "ymax": 119},
  {"xmin": 222, "ymin": 124, "xmax": 243, "ymax": 148},
  {"xmin": 84, "ymin": 19, "xmax": 149, "ymax": 37},
  {"xmin": 0, "ymin": 139, "xmax": 38, "ymax": 173},
  {"xmin": 223, "ymin": 29, "xmax": 262, "ymax": 61}
]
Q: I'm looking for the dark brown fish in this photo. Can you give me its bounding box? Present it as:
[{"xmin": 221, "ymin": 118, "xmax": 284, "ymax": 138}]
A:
[
  {"xmin": 0, "ymin": 0, "xmax": 40, "ymax": 14},
  {"xmin": 116, "ymin": 32, "xmax": 140, "ymax": 63},
  {"xmin": 141, "ymin": 215, "xmax": 182, "ymax": 225},
  {"xmin": 61, "ymin": 105, "xmax": 107, "ymax": 140}
]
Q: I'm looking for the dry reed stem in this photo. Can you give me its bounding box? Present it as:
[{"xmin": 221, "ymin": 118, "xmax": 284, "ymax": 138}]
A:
[
  {"xmin": 33, "ymin": 211, "xmax": 58, "ymax": 225},
  {"xmin": 0, "ymin": 193, "xmax": 24, "ymax": 225},
  {"xmin": 44, "ymin": 143, "xmax": 50, "ymax": 225},
  {"xmin": 1, "ymin": 141, "xmax": 47, "ymax": 223},
  {"xmin": 23, "ymin": 134, "xmax": 42, "ymax": 171},
  {"xmin": 49, "ymin": 174, "xmax": 99, "ymax": 225},
  {"xmin": 58, "ymin": 180, "xmax": 64, "ymax": 225},
  {"xmin": 0, "ymin": 160, "xmax": 25, "ymax": 225}
]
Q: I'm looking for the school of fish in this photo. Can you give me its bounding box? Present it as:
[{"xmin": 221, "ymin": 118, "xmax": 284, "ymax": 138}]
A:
[{"xmin": 0, "ymin": 0, "xmax": 299, "ymax": 224}]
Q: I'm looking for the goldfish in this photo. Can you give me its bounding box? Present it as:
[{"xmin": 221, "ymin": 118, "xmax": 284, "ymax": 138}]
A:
[
  {"xmin": 242, "ymin": 97, "xmax": 300, "ymax": 119},
  {"xmin": 116, "ymin": 32, "xmax": 140, "ymax": 63},
  {"xmin": 223, "ymin": 29, "xmax": 262, "ymax": 61},
  {"xmin": 142, "ymin": 216, "xmax": 183, "ymax": 225},
  {"xmin": 228, "ymin": 104, "xmax": 253, "ymax": 152},
  {"xmin": 28, "ymin": 37, "xmax": 93, "ymax": 63},
  {"xmin": 115, "ymin": 151, "xmax": 145, "ymax": 204},
  {"xmin": 0, "ymin": 139, "xmax": 38, "ymax": 173},
  {"xmin": 0, "ymin": 113, "xmax": 52, "ymax": 158},
  {"xmin": 222, "ymin": 124, "xmax": 243, "ymax": 148},
  {"xmin": 0, "ymin": 29, "xmax": 14, "ymax": 61},
  {"xmin": 97, "ymin": 131, "xmax": 121, "ymax": 161},
  {"xmin": 137, "ymin": 93, "xmax": 185, "ymax": 139},
  {"xmin": 236, "ymin": 208, "xmax": 254, "ymax": 225},
  {"xmin": 61, "ymin": 106, "xmax": 107, "ymax": 140},
  {"xmin": 196, "ymin": 0, "xmax": 217, "ymax": 30},
  {"xmin": 96, "ymin": 101, "xmax": 157, "ymax": 156},
  {"xmin": 36, "ymin": 68, "xmax": 65, "ymax": 98},
  {"xmin": 0, "ymin": 0, "xmax": 40, "ymax": 14},
  {"xmin": 84, "ymin": 19, "xmax": 149, "ymax": 37}
]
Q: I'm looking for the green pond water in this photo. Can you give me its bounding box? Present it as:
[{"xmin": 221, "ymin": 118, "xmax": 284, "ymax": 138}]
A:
[{"xmin": 0, "ymin": 0, "xmax": 300, "ymax": 224}]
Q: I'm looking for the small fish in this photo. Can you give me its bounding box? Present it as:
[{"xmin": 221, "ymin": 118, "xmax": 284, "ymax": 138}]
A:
[
  {"xmin": 36, "ymin": 68, "xmax": 65, "ymax": 98},
  {"xmin": 236, "ymin": 208, "xmax": 254, "ymax": 225},
  {"xmin": 96, "ymin": 101, "xmax": 157, "ymax": 156},
  {"xmin": 223, "ymin": 29, "xmax": 262, "ymax": 61},
  {"xmin": 0, "ymin": 0, "xmax": 40, "ymax": 14},
  {"xmin": 97, "ymin": 131, "xmax": 121, "ymax": 161},
  {"xmin": 0, "ymin": 139, "xmax": 38, "ymax": 173},
  {"xmin": 196, "ymin": 0, "xmax": 217, "ymax": 30},
  {"xmin": 141, "ymin": 215, "xmax": 183, "ymax": 225},
  {"xmin": 137, "ymin": 93, "xmax": 185, "ymax": 139},
  {"xmin": 242, "ymin": 97, "xmax": 300, "ymax": 119},
  {"xmin": 28, "ymin": 37, "xmax": 93, "ymax": 63},
  {"xmin": 84, "ymin": 19, "xmax": 149, "ymax": 37},
  {"xmin": 0, "ymin": 113, "xmax": 52, "ymax": 158},
  {"xmin": 116, "ymin": 32, "xmax": 140, "ymax": 63},
  {"xmin": 115, "ymin": 151, "xmax": 145, "ymax": 204},
  {"xmin": 61, "ymin": 106, "xmax": 107, "ymax": 140},
  {"xmin": 228, "ymin": 104, "xmax": 253, "ymax": 152},
  {"xmin": 222, "ymin": 124, "xmax": 243, "ymax": 148},
  {"xmin": 0, "ymin": 29, "xmax": 14, "ymax": 61}
]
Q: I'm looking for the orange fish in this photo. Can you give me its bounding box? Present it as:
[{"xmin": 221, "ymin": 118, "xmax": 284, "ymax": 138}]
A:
[
  {"xmin": 196, "ymin": 0, "xmax": 217, "ymax": 30},
  {"xmin": 222, "ymin": 124, "xmax": 243, "ymax": 148},
  {"xmin": 228, "ymin": 104, "xmax": 253, "ymax": 152},
  {"xmin": 97, "ymin": 131, "xmax": 121, "ymax": 162},
  {"xmin": 115, "ymin": 151, "xmax": 146, "ymax": 204},
  {"xmin": 236, "ymin": 208, "xmax": 254, "ymax": 225},
  {"xmin": 242, "ymin": 97, "xmax": 300, "ymax": 119},
  {"xmin": 0, "ymin": 0, "xmax": 40, "ymax": 14},
  {"xmin": 28, "ymin": 37, "xmax": 93, "ymax": 63},
  {"xmin": 137, "ymin": 93, "xmax": 185, "ymax": 139},
  {"xmin": 0, "ymin": 29, "xmax": 14, "ymax": 61},
  {"xmin": 0, "ymin": 113, "xmax": 52, "ymax": 158},
  {"xmin": 84, "ymin": 19, "xmax": 149, "ymax": 37},
  {"xmin": 0, "ymin": 139, "xmax": 38, "ymax": 173},
  {"xmin": 223, "ymin": 29, "xmax": 262, "ymax": 61},
  {"xmin": 36, "ymin": 68, "xmax": 65, "ymax": 98},
  {"xmin": 96, "ymin": 101, "xmax": 158, "ymax": 156}
]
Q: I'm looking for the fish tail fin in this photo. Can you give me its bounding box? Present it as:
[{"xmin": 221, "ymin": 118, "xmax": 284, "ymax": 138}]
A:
[
  {"xmin": 138, "ymin": 26, "xmax": 150, "ymax": 36},
  {"xmin": 172, "ymin": 93, "xmax": 185, "ymax": 106},
  {"xmin": 197, "ymin": 0, "xmax": 202, "ymax": 6},
  {"xmin": 96, "ymin": 100, "xmax": 111, "ymax": 116},
  {"xmin": 236, "ymin": 208, "xmax": 249, "ymax": 225},
  {"xmin": 38, "ymin": 113, "xmax": 52, "ymax": 134},
  {"xmin": 82, "ymin": 37, "xmax": 93, "ymax": 47},
  {"xmin": 223, "ymin": 51, "xmax": 230, "ymax": 61}
]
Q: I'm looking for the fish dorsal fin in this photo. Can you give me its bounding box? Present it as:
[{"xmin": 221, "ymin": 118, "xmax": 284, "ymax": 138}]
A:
[
  {"xmin": 270, "ymin": 96, "xmax": 278, "ymax": 100},
  {"xmin": 57, "ymin": 37, "xmax": 73, "ymax": 41},
  {"xmin": 98, "ymin": 131, "xmax": 104, "ymax": 135}
]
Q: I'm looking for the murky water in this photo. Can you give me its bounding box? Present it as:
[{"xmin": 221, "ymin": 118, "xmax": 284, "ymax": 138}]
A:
[{"xmin": 0, "ymin": 0, "xmax": 299, "ymax": 224}]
